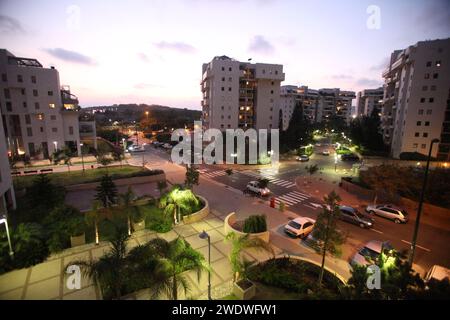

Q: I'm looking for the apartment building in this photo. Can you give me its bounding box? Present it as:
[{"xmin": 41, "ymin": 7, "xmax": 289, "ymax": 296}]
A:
[
  {"xmin": 0, "ymin": 108, "xmax": 16, "ymax": 214},
  {"xmin": 280, "ymin": 85, "xmax": 319, "ymax": 130},
  {"xmin": 380, "ymin": 38, "xmax": 450, "ymax": 159},
  {"xmin": 356, "ymin": 87, "xmax": 384, "ymax": 117},
  {"xmin": 201, "ymin": 56, "xmax": 285, "ymax": 131},
  {"xmin": 0, "ymin": 49, "xmax": 81, "ymax": 159},
  {"xmin": 316, "ymin": 88, "xmax": 355, "ymax": 123}
]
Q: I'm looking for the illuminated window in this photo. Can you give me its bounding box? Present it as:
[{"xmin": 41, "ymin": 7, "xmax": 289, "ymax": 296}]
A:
[{"xmin": 49, "ymin": 103, "xmax": 55, "ymax": 109}]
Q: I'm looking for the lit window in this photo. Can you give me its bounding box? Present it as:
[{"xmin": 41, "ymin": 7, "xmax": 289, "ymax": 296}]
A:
[
  {"xmin": 49, "ymin": 103, "xmax": 55, "ymax": 108},
  {"xmin": 436, "ymin": 61, "xmax": 441, "ymax": 67}
]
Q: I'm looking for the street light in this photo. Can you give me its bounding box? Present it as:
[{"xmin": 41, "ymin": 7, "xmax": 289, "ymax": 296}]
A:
[
  {"xmin": 408, "ymin": 138, "xmax": 439, "ymax": 266},
  {"xmin": 199, "ymin": 230, "xmax": 211, "ymax": 300},
  {"xmin": 80, "ymin": 143, "xmax": 85, "ymax": 173},
  {"xmin": 0, "ymin": 215, "xmax": 14, "ymax": 258},
  {"xmin": 334, "ymin": 154, "xmax": 338, "ymax": 172}
]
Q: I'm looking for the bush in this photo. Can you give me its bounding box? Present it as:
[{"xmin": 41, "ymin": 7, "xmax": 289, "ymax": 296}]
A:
[{"xmin": 243, "ymin": 215, "xmax": 267, "ymax": 233}]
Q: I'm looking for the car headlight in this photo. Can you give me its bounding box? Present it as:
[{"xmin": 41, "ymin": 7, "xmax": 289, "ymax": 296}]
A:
[{"xmin": 367, "ymin": 222, "xmax": 372, "ymax": 226}]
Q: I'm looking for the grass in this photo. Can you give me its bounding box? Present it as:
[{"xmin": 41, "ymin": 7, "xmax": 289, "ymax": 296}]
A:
[{"xmin": 13, "ymin": 165, "xmax": 160, "ymax": 189}]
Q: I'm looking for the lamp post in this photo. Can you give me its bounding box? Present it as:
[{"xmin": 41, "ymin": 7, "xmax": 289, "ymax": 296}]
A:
[
  {"xmin": 0, "ymin": 214, "xmax": 14, "ymax": 258},
  {"xmin": 199, "ymin": 230, "xmax": 211, "ymax": 300},
  {"xmin": 80, "ymin": 143, "xmax": 85, "ymax": 173},
  {"xmin": 408, "ymin": 138, "xmax": 439, "ymax": 266}
]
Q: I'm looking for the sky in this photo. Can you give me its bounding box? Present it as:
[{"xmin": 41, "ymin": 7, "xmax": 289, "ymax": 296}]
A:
[{"xmin": 1, "ymin": 0, "xmax": 449, "ymax": 109}]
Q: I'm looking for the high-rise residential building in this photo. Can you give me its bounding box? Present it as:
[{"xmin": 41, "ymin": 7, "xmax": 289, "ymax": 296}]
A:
[
  {"xmin": 356, "ymin": 87, "xmax": 384, "ymax": 117},
  {"xmin": 201, "ymin": 56, "xmax": 284, "ymax": 131},
  {"xmin": 316, "ymin": 88, "xmax": 355, "ymax": 123},
  {"xmin": 380, "ymin": 38, "xmax": 450, "ymax": 159},
  {"xmin": 0, "ymin": 107, "xmax": 16, "ymax": 214},
  {"xmin": 0, "ymin": 49, "xmax": 82, "ymax": 159}
]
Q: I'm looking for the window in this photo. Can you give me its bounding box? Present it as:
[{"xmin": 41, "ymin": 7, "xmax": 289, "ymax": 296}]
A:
[
  {"xmin": 228, "ymin": 67, "xmax": 232, "ymax": 71},
  {"xmin": 418, "ymin": 109, "xmax": 424, "ymax": 115},
  {"xmin": 221, "ymin": 77, "xmax": 225, "ymax": 81},
  {"xmin": 37, "ymin": 113, "xmax": 44, "ymax": 120},
  {"xmin": 429, "ymin": 98, "xmax": 434, "ymax": 103},
  {"xmin": 228, "ymin": 77, "xmax": 232, "ymax": 82},
  {"xmin": 413, "ymin": 143, "xmax": 418, "ymax": 148},
  {"xmin": 221, "ymin": 87, "xmax": 224, "ymax": 91},
  {"xmin": 35, "ymin": 102, "xmax": 40, "ymax": 110},
  {"xmin": 262, "ymin": 69, "xmax": 266, "ymax": 74},
  {"xmin": 31, "ymin": 75, "xmax": 36, "ymax": 83},
  {"xmin": 25, "ymin": 115, "xmax": 31, "ymax": 124},
  {"xmin": 421, "ymin": 144, "xmax": 426, "ymax": 149},
  {"xmin": 271, "ymin": 81, "xmax": 274, "ymax": 85},
  {"xmin": 270, "ymin": 90, "xmax": 274, "ymax": 94},
  {"xmin": 228, "ymin": 87, "xmax": 231, "ymax": 91},
  {"xmin": 417, "ymin": 121, "xmax": 421, "ymax": 126},
  {"xmin": 52, "ymin": 127, "xmax": 57, "ymax": 133},
  {"xmin": 423, "ymin": 133, "xmax": 428, "ymax": 138},
  {"xmin": 433, "ymin": 73, "xmax": 439, "ymax": 79},
  {"xmin": 422, "ymin": 86, "xmax": 428, "ymax": 91},
  {"xmin": 1, "ymin": 73, "xmax": 6, "ymax": 82},
  {"xmin": 436, "ymin": 61, "xmax": 441, "ymax": 67},
  {"xmin": 49, "ymin": 103, "xmax": 55, "ymax": 108},
  {"xmin": 4, "ymin": 88, "xmax": 10, "ymax": 99},
  {"xmin": 33, "ymin": 89, "xmax": 38, "ymax": 97},
  {"xmin": 48, "ymin": 91, "xmax": 53, "ymax": 96},
  {"xmin": 17, "ymin": 75, "xmax": 23, "ymax": 82},
  {"xmin": 431, "ymin": 85, "xmax": 436, "ymax": 91},
  {"xmin": 221, "ymin": 106, "xmax": 224, "ymax": 110},
  {"xmin": 221, "ymin": 115, "xmax": 224, "ymax": 119},
  {"xmin": 227, "ymin": 124, "xmax": 231, "ymax": 128},
  {"xmin": 420, "ymin": 98, "xmax": 425, "ymax": 103},
  {"xmin": 426, "ymin": 109, "xmax": 432, "ymax": 115},
  {"xmin": 23, "ymin": 102, "xmax": 27, "ymax": 108},
  {"xmin": 228, "ymin": 115, "xmax": 231, "ymax": 119},
  {"xmin": 426, "ymin": 61, "xmax": 432, "ymax": 67},
  {"xmin": 424, "ymin": 73, "xmax": 430, "ymax": 79},
  {"xmin": 69, "ymin": 126, "xmax": 74, "ymax": 135},
  {"xmin": 21, "ymin": 88, "xmax": 25, "ymax": 95},
  {"xmin": 270, "ymin": 98, "xmax": 274, "ymax": 103},
  {"xmin": 275, "ymin": 70, "xmax": 278, "ymax": 75},
  {"xmin": 6, "ymin": 102, "xmax": 12, "ymax": 111},
  {"xmin": 425, "ymin": 121, "xmax": 430, "ymax": 126},
  {"xmin": 220, "ymin": 124, "xmax": 224, "ymax": 128},
  {"xmin": 27, "ymin": 127, "xmax": 33, "ymax": 137},
  {"xmin": 40, "ymin": 127, "xmax": 44, "ymax": 133},
  {"xmin": 221, "ymin": 67, "xmax": 225, "ymax": 71},
  {"xmin": 50, "ymin": 115, "xmax": 56, "ymax": 120},
  {"xmin": 414, "ymin": 132, "xmax": 420, "ymax": 137}
]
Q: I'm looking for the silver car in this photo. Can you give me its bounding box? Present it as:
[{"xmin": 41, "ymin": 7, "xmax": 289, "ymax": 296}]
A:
[{"xmin": 365, "ymin": 204, "xmax": 408, "ymax": 224}]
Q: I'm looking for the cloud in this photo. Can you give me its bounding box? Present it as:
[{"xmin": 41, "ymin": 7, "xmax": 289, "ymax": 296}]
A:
[
  {"xmin": 355, "ymin": 77, "xmax": 382, "ymax": 87},
  {"xmin": 137, "ymin": 52, "xmax": 150, "ymax": 63},
  {"xmin": 153, "ymin": 41, "xmax": 196, "ymax": 53},
  {"xmin": 248, "ymin": 35, "xmax": 275, "ymax": 54},
  {"xmin": 331, "ymin": 74, "xmax": 353, "ymax": 80},
  {"xmin": 44, "ymin": 48, "xmax": 96, "ymax": 65},
  {"xmin": 0, "ymin": 15, "xmax": 25, "ymax": 34},
  {"xmin": 134, "ymin": 83, "xmax": 162, "ymax": 90}
]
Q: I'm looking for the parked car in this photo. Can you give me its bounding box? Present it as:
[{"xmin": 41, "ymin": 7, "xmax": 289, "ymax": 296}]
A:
[
  {"xmin": 366, "ymin": 204, "xmax": 408, "ymax": 224},
  {"xmin": 284, "ymin": 217, "xmax": 316, "ymax": 238},
  {"xmin": 297, "ymin": 154, "xmax": 309, "ymax": 162},
  {"xmin": 245, "ymin": 180, "xmax": 271, "ymax": 196},
  {"xmin": 341, "ymin": 153, "xmax": 360, "ymax": 161},
  {"xmin": 424, "ymin": 265, "xmax": 450, "ymax": 282},
  {"xmin": 162, "ymin": 143, "xmax": 173, "ymax": 149},
  {"xmin": 128, "ymin": 144, "xmax": 145, "ymax": 152},
  {"xmin": 322, "ymin": 150, "xmax": 330, "ymax": 156},
  {"xmin": 350, "ymin": 240, "xmax": 393, "ymax": 267},
  {"xmin": 339, "ymin": 206, "xmax": 374, "ymax": 228}
]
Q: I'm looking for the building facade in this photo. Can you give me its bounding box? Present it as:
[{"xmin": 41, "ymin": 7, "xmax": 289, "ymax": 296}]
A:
[
  {"xmin": 380, "ymin": 38, "xmax": 450, "ymax": 159},
  {"xmin": 0, "ymin": 107, "xmax": 16, "ymax": 214},
  {"xmin": 201, "ymin": 56, "xmax": 285, "ymax": 131},
  {"xmin": 356, "ymin": 87, "xmax": 384, "ymax": 117},
  {"xmin": 0, "ymin": 49, "xmax": 81, "ymax": 159}
]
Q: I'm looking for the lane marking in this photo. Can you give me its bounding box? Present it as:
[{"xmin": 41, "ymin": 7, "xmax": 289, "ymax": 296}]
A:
[
  {"xmin": 370, "ymin": 228, "xmax": 384, "ymax": 234},
  {"xmin": 303, "ymin": 204, "xmax": 317, "ymax": 210},
  {"xmin": 401, "ymin": 240, "xmax": 431, "ymax": 252}
]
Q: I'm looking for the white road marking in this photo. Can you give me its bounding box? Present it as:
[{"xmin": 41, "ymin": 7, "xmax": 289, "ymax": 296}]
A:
[
  {"xmin": 303, "ymin": 204, "xmax": 317, "ymax": 210},
  {"xmin": 401, "ymin": 240, "xmax": 431, "ymax": 252},
  {"xmin": 370, "ymin": 228, "xmax": 384, "ymax": 234}
]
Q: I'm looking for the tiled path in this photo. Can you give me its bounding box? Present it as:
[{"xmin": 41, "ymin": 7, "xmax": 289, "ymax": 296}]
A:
[{"xmin": 0, "ymin": 210, "xmax": 282, "ymax": 300}]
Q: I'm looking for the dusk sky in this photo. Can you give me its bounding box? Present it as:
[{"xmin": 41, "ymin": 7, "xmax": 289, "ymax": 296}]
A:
[{"xmin": 1, "ymin": 0, "xmax": 449, "ymax": 109}]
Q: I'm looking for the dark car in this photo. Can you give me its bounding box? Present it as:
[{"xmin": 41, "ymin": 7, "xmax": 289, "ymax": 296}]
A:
[
  {"xmin": 341, "ymin": 153, "xmax": 360, "ymax": 161},
  {"xmin": 339, "ymin": 206, "xmax": 374, "ymax": 228}
]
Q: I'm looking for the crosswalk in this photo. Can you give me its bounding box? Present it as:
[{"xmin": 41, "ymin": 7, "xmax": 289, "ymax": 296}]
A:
[
  {"xmin": 198, "ymin": 169, "xmax": 227, "ymax": 179},
  {"xmin": 241, "ymin": 170, "xmax": 296, "ymax": 188},
  {"xmin": 273, "ymin": 190, "xmax": 310, "ymax": 207}
]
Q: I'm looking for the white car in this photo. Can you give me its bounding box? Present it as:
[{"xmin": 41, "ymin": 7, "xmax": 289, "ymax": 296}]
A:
[
  {"xmin": 297, "ymin": 155, "xmax": 309, "ymax": 162},
  {"xmin": 162, "ymin": 143, "xmax": 173, "ymax": 149},
  {"xmin": 284, "ymin": 217, "xmax": 315, "ymax": 238},
  {"xmin": 245, "ymin": 181, "xmax": 270, "ymax": 196},
  {"xmin": 128, "ymin": 144, "xmax": 144, "ymax": 152},
  {"xmin": 365, "ymin": 204, "xmax": 408, "ymax": 224},
  {"xmin": 350, "ymin": 240, "xmax": 393, "ymax": 267},
  {"xmin": 322, "ymin": 150, "xmax": 330, "ymax": 156}
]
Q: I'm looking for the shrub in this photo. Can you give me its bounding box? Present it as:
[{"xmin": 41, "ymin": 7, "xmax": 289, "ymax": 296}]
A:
[{"xmin": 243, "ymin": 215, "xmax": 267, "ymax": 233}]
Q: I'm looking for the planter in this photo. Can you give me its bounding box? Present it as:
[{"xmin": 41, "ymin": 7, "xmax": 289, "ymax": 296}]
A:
[
  {"xmin": 224, "ymin": 212, "xmax": 270, "ymax": 243},
  {"xmin": 233, "ymin": 280, "xmax": 256, "ymax": 300},
  {"xmin": 182, "ymin": 195, "xmax": 209, "ymax": 224},
  {"xmin": 132, "ymin": 219, "xmax": 146, "ymax": 232},
  {"xmin": 70, "ymin": 233, "xmax": 86, "ymax": 247}
]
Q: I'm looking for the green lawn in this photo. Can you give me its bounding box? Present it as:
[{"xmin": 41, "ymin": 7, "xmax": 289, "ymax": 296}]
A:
[{"xmin": 13, "ymin": 165, "xmax": 154, "ymax": 189}]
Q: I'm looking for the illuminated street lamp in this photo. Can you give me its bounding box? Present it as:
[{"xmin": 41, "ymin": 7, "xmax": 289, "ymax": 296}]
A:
[
  {"xmin": 0, "ymin": 215, "xmax": 14, "ymax": 258},
  {"xmin": 80, "ymin": 143, "xmax": 85, "ymax": 173},
  {"xmin": 409, "ymin": 139, "xmax": 439, "ymax": 266},
  {"xmin": 53, "ymin": 141, "xmax": 58, "ymax": 151},
  {"xmin": 199, "ymin": 230, "xmax": 211, "ymax": 300}
]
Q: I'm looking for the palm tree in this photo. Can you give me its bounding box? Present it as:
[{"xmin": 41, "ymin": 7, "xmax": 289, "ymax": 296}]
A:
[
  {"xmin": 69, "ymin": 224, "xmax": 130, "ymax": 299},
  {"xmin": 85, "ymin": 200, "xmax": 105, "ymax": 245},
  {"xmin": 119, "ymin": 186, "xmax": 135, "ymax": 235},
  {"xmin": 225, "ymin": 232, "xmax": 274, "ymax": 283},
  {"xmin": 95, "ymin": 174, "xmax": 118, "ymax": 208},
  {"xmin": 145, "ymin": 237, "xmax": 207, "ymax": 300}
]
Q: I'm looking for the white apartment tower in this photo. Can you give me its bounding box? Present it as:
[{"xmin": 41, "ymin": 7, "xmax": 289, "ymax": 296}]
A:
[
  {"xmin": 0, "ymin": 49, "xmax": 81, "ymax": 159},
  {"xmin": 380, "ymin": 38, "xmax": 450, "ymax": 159},
  {"xmin": 280, "ymin": 85, "xmax": 319, "ymax": 130},
  {"xmin": 356, "ymin": 87, "xmax": 384, "ymax": 117},
  {"xmin": 316, "ymin": 88, "xmax": 355, "ymax": 123},
  {"xmin": 201, "ymin": 56, "xmax": 284, "ymax": 130}
]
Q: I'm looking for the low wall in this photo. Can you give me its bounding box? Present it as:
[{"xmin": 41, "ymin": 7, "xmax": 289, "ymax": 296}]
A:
[
  {"xmin": 65, "ymin": 173, "xmax": 166, "ymax": 191},
  {"xmin": 224, "ymin": 212, "xmax": 270, "ymax": 243},
  {"xmin": 182, "ymin": 195, "xmax": 209, "ymax": 224}
]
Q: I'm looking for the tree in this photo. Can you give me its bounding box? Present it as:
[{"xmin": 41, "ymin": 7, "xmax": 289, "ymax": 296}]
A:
[
  {"xmin": 280, "ymin": 101, "xmax": 312, "ymax": 152},
  {"xmin": 157, "ymin": 180, "xmax": 168, "ymax": 198},
  {"xmin": 225, "ymin": 232, "xmax": 274, "ymax": 283},
  {"xmin": 112, "ymin": 148, "xmax": 125, "ymax": 167},
  {"xmin": 348, "ymin": 109, "xmax": 386, "ymax": 153},
  {"xmin": 119, "ymin": 186, "xmax": 135, "ymax": 235},
  {"xmin": 145, "ymin": 237, "xmax": 207, "ymax": 300},
  {"xmin": 51, "ymin": 147, "xmax": 72, "ymax": 172},
  {"xmin": 311, "ymin": 191, "xmax": 345, "ymax": 286},
  {"xmin": 305, "ymin": 164, "xmax": 319, "ymax": 182},
  {"xmin": 95, "ymin": 174, "xmax": 118, "ymax": 208},
  {"xmin": 85, "ymin": 200, "xmax": 106, "ymax": 245},
  {"xmin": 225, "ymin": 168, "xmax": 233, "ymax": 176},
  {"xmin": 184, "ymin": 165, "xmax": 199, "ymax": 190},
  {"xmin": 257, "ymin": 178, "xmax": 270, "ymax": 189}
]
